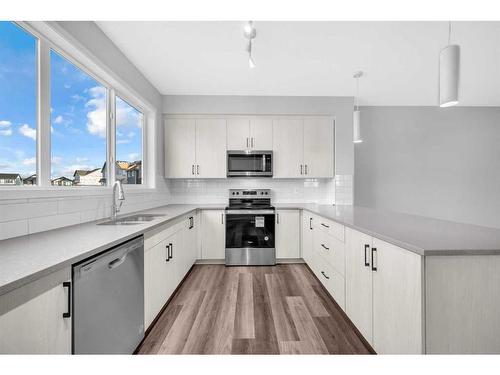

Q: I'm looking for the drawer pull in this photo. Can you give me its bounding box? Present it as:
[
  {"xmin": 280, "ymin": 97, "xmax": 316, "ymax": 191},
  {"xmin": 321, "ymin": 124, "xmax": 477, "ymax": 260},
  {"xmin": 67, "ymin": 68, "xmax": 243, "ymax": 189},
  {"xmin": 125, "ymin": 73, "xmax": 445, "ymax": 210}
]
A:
[
  {"xmin": 364, "ymin": 244, "xmax": 370, "ymax": 267},
  {"xmin": 321, "ymin": 244, "xmax": 329, "ymax": 251},
  {"xmin": 321, "ymin": 271, "xmax": 330, "ymax": 280},
  {"xmin": 371, "ymin": 247, "xmax": 377, "ymax": 272},
  {"xmin": 321, "ymin": 223, "xmax": 330, "ymax": 228},
  {"xmin": 166, "ymin": 244, "xmax": 170, "ymax": 262},
  {"xmin": 62, "ymin": 282, "xmax": 71, "ymax": 318}
]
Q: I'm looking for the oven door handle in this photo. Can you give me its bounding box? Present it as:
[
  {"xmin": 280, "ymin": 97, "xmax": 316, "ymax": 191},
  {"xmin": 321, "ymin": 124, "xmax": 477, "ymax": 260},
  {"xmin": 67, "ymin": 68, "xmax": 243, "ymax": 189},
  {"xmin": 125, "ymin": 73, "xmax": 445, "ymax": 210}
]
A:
[{"xmin": 225, "ymin": 209, "xmax": 275, "ymax": 215}]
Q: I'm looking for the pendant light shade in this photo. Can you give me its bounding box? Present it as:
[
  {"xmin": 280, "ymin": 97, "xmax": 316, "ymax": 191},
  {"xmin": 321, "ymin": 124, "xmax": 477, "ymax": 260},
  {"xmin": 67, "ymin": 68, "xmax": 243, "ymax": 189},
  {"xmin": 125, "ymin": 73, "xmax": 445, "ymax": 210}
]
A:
[
  {"xmin": 353, "ymin": 110, "xmax": 362, "ymax": 143},
  {"xmin": 352, "ymin": 71, "xmax": 363, "ymax": 143},
  {"xmin": 439, "ymin": 44, "xmax": 460, "ymax": 107}
]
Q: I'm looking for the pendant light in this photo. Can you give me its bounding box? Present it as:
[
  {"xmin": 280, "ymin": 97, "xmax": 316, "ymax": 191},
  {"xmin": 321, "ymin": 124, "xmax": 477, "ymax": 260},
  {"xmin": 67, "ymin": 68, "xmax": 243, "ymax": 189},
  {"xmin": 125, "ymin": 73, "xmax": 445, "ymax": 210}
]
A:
[
  {"xmin": 243, "ymin": 21, "xmax": 257, "ymax": 69},
  {"xmin": 353, "ymin": 71, "xmax": 363, "ymax": 143},
  {"xmin": 439, "ymin": 21, "xmax": 460, "ymax": 107}
]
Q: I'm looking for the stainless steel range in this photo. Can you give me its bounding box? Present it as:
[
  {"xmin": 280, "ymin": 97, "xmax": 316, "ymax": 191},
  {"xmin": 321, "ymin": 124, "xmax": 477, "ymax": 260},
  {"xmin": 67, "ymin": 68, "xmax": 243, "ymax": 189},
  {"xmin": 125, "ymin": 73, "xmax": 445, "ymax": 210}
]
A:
[{"xmin": 225, "ymin": 189, "xmax": 276, "ymax": 266}]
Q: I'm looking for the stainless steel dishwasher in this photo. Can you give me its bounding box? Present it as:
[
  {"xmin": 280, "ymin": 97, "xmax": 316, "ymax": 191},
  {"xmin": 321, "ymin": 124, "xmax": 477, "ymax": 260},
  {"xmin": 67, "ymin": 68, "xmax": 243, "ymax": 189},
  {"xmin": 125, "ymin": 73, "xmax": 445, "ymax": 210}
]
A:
[{"xmin": 72, "ymin": 236, "xmax": 144, "ymax": 354}]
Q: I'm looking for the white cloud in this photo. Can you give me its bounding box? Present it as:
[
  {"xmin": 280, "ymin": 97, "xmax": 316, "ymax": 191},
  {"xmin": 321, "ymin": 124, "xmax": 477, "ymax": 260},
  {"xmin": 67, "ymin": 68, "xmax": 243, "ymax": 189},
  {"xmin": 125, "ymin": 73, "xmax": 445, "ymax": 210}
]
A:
[
  {"xmin": 76, "ymin": 157, "xmax": 89, "ymax": 163},
  {"xmin": 52, "ymin": 156, "xmax": 63, "ymax": 165},
  {"xmin": 19, "ymin": 124, "xmax": 36, "ymax": 141},
  {"xmin": 85, "ymin": 86, "xmax": 107, "ymax": 138},
  {"xmin": 53, "ymin": 115, "xmax": 64, "ymax": 124},
  {"xmin": 22, "ymin": 157, "xmax": 36, "ymax": 166},
  {"xmin": 116, "ymin": 139, "xmax": 130, "ymax": 145},
  {"xmin": 64, "ymin": 84, "xmax": 71, "ymax": 89},
  {"xmin": 128, "ymin": 153, "xmax": 140, "ymax": 161},
  {"xmin": 0, "ymin": 120, "xmax": 12, "ymax": 128},
  {"xmin": 116, "ymin": 98, "xmax": 142, "ymax": 129},
  {"xmin": 0, "ymin": 129, "xmax": 12, "ymax": 136}
]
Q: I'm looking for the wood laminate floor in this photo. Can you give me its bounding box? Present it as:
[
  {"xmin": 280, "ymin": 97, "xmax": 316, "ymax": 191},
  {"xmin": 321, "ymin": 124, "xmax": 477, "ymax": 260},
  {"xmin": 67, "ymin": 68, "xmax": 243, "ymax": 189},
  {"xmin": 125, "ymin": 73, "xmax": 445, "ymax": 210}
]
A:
[{"xmin": 138, "ymin": 264, "xmax": 373, "ymax": 355}]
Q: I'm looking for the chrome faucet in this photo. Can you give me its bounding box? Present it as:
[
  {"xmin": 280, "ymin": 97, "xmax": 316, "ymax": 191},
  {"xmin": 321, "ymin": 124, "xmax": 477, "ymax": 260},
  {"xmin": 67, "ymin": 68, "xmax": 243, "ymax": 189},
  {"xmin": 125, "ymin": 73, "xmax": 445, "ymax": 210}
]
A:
[{"xmin": 111, "ymin": 180, "xmax": 125, "ymax": 221}]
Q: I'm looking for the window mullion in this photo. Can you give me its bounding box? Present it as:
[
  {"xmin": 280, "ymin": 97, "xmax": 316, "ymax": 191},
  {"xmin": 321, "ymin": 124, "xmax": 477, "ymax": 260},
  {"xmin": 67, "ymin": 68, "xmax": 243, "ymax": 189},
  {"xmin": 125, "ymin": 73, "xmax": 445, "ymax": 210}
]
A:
[{"xmin": 37, "ymin": 39, "xmax": 51, "ymax": 187}]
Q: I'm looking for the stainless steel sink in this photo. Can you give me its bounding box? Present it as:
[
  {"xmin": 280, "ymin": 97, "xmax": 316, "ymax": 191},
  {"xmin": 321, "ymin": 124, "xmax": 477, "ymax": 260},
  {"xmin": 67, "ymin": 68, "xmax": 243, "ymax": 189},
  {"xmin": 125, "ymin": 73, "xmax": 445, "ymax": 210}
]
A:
[{"xmin": 97, "ymin": 213, "xmax": 166, "ymax": 226}]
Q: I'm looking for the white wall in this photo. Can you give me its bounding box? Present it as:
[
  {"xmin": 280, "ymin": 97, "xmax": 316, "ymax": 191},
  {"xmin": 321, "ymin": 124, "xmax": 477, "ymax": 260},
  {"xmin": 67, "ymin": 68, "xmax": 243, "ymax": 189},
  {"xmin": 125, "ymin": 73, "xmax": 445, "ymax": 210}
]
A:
[
  {"xmin": 355, "ymin": 106, "xmax": 500, "ymax": 229},
  {"xmin": 0, "ymin": 22, "xmax": 170, "ymax": 241},
  {"xmin": 163, "ymin": 95, "xmax": 354, "ymax": 205}
]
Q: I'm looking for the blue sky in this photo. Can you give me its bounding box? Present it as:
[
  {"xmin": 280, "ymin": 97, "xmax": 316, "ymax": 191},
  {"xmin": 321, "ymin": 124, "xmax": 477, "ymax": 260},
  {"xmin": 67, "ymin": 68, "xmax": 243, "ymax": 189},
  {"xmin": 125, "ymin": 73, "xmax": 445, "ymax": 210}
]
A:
[{"xmin": 0, "ymin": 21, "xmax": 142, "ymax": 180}]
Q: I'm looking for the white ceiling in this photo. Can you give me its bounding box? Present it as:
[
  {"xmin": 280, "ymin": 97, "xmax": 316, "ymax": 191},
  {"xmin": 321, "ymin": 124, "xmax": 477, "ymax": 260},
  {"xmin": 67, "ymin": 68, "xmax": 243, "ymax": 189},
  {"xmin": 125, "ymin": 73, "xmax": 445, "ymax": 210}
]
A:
[{"xmin": 96, "ymin": 21, "xmax": 500, "ymax": 106}]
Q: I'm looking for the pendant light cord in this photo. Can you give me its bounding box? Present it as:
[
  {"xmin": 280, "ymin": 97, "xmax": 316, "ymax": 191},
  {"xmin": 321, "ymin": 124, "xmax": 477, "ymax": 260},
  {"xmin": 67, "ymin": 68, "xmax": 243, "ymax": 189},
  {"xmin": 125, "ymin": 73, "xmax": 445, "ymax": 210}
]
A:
[
  {"xmin": 355, "ymin": 76, "xmax": 359, "ymax": 111},
  {"xmin": 448, "ymin": 21, "xmax": 452, "ymax": 45}
]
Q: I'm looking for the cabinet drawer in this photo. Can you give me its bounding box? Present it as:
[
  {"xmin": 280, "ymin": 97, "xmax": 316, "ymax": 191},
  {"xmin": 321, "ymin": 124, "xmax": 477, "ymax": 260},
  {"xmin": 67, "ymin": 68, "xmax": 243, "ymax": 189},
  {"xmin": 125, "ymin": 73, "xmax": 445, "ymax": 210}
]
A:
[
  {"xmin": 313, "ymin": 229, "xmax": 345, "ymax": 276},
  {"xmin": 314, "ymin": 215, "xmax": 345, "ymax": 242},
  {"xmin": 144, "ymin": 216, "xmax": 187, "ymax": 250},
  {"xmin": 313, "ymin": 253, "xmax": 346, "ymax": 311}
]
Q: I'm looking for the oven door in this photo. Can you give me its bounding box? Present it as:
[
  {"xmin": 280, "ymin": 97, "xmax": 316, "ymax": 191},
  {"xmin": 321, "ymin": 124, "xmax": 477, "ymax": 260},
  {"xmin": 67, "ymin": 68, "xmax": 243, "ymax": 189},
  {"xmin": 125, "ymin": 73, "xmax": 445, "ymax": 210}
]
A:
[
  {"xmin": 225, "ymin": 210, "xmax": 276, "ymax": 265},
  {"xmin": 227, "ymin": 151, "xmax": 272, "ymax": 177}
]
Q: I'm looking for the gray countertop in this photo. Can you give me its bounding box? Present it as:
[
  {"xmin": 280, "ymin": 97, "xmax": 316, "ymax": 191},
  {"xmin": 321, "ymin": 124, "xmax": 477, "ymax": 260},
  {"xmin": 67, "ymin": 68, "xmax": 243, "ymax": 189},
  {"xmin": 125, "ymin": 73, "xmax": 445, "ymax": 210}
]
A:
[
  {"xmin": 276, "ymin": 204, "xmax": 500, "ymax": 257},
  {"xmin": 2, "ymin": 202, "xmax": 500, "ymax": 296}
]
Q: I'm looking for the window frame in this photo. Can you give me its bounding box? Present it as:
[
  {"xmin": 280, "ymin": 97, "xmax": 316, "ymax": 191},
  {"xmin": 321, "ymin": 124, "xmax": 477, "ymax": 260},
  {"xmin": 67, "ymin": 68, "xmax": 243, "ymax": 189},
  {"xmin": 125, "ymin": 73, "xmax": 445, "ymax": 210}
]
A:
[{"xmin": 0, "ymin": 21, "xmax": 153, "ymax": 197}]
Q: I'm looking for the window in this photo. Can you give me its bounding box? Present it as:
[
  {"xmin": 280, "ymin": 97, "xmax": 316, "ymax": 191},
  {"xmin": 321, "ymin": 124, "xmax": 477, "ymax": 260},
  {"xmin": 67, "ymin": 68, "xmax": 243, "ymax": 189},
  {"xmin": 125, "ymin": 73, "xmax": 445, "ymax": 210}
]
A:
[
  {"xmin": 0, "ymin": 22, "xmax": 37, "ymax": 185},
  {"xmin": 115, "ymin": 96, "xmax": 143, "ymax": 185},
  {"xmin": 0, "ymin": 21, "xmax": 151, "ymax": 189},
  {"xmin": 50, "ymin": 50, "xmax": 108, "ymax": 186}
]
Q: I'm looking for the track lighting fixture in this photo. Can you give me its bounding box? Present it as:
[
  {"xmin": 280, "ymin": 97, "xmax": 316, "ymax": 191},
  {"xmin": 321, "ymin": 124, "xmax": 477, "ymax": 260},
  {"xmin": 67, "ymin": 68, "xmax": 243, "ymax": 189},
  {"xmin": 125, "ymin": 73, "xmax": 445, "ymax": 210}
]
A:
[{"xmin": 439, "ymin": 21, "xmax": 460, "ymax": 107}]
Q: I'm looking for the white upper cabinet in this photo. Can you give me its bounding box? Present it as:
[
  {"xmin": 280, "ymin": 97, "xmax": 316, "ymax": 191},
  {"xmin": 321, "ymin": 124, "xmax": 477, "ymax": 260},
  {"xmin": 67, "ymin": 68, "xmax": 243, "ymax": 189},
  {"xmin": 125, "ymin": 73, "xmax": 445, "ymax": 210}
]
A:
[
  {"xmin": 164, "ymin": 118, "xmax": 227, "ymax": 178},
  {"xmin": 272, "ymin": 118, "xmax": 304, "ymax": 178},
  {"xmin": 303, "ymin": 117, "xmax": 334, "ymax": 178},
  {"xmin": 273, "ymin": 117, "xmax": 334, "ymax": 178},
  {"xmin": 249, "ymin": 118, "xmax": 273, "ymax": 150},
  {"xmin": 227, "ymin": 118, "xmax": 250, "ymax": 150},
  {"xmin": 195, "ymin": 119, "xmax": 227, "ymax": 178},
  {"xmin": 227, "ymin": 117, "xmax": 272, "ymax": 151},
  {"xmin": 164, "ymin": 118, "xmax": 196, "ymax": 178}
]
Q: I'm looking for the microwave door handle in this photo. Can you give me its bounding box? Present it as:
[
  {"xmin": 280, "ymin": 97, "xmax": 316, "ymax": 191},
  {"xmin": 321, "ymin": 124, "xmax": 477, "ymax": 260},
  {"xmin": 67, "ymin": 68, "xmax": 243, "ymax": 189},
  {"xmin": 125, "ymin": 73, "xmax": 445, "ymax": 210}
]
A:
[{"xmin": 262, "ymin": 155, "xmax": 265, "ymax": 171}]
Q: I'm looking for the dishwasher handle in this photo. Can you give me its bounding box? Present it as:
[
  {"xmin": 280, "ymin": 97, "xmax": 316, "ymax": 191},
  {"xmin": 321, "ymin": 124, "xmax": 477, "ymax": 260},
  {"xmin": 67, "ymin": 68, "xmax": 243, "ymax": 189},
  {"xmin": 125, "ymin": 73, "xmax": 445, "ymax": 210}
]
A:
[{"xmin": 108, "ymin": 254, "xmax": 127, "ymax": 270}]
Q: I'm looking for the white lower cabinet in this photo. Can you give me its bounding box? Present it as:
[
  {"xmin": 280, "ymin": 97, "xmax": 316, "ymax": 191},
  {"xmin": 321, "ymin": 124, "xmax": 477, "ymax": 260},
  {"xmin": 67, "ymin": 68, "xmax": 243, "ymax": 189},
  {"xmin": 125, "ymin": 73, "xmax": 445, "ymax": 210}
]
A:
[
  {"xmin": 345, "ymin": 228, "xmax": 374, "ymax": 344},
  {"xmin": 371, "ymin": 238, "xmax": 423, "ymax": 354},
  {"xmin": 301, "ymin": 212, "xmax": 314, "ymax": 264},
  {"xmin": 200, "ymin": 209, "xmax": 225, "ymax": 260},
  {"xmin": 0, "ymin": 268, "xmax": 72, "ymax": 354},
  {"xmin": 276, "ymin": 209, "xmax": 300, "ymax": 259},
  {"xmin": 345, "ymin": 228, "xmax": 423, "ymax": 354},
  {"xmin": 144, "ymin": 214, "xmax": 198, "ymax": 330}
]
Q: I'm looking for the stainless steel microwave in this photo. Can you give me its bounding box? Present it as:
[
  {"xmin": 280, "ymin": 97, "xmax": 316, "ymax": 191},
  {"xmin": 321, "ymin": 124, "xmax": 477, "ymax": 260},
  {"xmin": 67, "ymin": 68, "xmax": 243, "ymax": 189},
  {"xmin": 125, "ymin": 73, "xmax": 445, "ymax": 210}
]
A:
[{"xmin": 227, "ymin": 150, "xmax": 273, "ymax": 177}]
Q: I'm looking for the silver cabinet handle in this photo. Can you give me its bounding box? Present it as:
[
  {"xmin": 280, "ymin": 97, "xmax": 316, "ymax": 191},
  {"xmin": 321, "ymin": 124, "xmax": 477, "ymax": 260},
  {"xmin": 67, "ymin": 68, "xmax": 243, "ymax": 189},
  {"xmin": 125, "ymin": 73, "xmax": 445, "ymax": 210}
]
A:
[
  {"xmin": 246, "ymin": 137, "xmax": 249, "ymax": 148},
  {"xmin": 300, "ymin": 165, "xmax": 303, "ymax": 175},
  {"xmin": 309, "ymin": 217, "xmax": 313, "ymax": 230},
  {"xmin": 221, "ymin": 213, "xmax": 224, "ymax": 224},
  {"xmin": 251, "ymin": 137, "xmax": 254, "ymax": 148},
  {"xmin": 277, "ymin": 213, "xmax": 280, "ymax": 224},
  {"xmin": 321, "ymin": 271, "xmax": 330, "ymax": 280},
  {"xmin": 192, "ymin": 165, "xmax": 195, "ymax": 175},
  {"xmin": 197, "ymin": 165, "xmax": 200, "ymax": 175},
  {"xmin": 305, "ymin": 164, "xmax": 308, "ymax": 175}
]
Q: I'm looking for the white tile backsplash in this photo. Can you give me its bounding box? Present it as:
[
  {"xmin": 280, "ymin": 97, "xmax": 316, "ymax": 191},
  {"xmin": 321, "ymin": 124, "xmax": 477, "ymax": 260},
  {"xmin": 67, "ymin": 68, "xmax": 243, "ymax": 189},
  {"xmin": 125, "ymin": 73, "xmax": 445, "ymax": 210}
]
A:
[
  {"xmin": 167, "ymin": 178, "xmax": 338, "ymax": 205},
  {"xmin": 0, "ymin": 176, "xmax": 353, "ymax": 241},
  {"xmin": 0, "ymin": 189, "xmax": 171, "ymax": 240}
]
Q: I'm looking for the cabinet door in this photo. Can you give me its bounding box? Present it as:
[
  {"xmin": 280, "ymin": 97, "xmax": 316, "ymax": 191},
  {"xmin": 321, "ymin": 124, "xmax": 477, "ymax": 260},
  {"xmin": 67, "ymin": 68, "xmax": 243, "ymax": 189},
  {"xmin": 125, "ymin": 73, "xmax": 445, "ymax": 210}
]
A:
[
  {"xmin": 272, "ymin": 119, "xmax": 304, "ymax": 178},
  {"xmin": 249, "ymin": 118, "xmax": 273, "ymax": 150},
  {"xmin": 227, "ymin": 118, "xmax": 250, "ymax": 150},
  {"xmin": 164, "ymin": 118, "xmax": 196, "ymax": 178},
  {"xmin": 144, "ymin": 239, "xmax": 170, "ymax": 329},
  {"xmin": 372, "ymin": 238, "xmax": 423, "ymax": 354},
  {"xmin": 301, "ymin": 212, "xmax": 314, "ymax": 264},
  {"xmin": 195, "ymin": 119, "xmax": 227, "ymax": 178},
  {"xmin": 200, "ymin": 210, "xmax": 225, "ymax": 260},
  {"xmin": 0, "ymin": 268, "xmax": 71, "ymax": 354},
  {"xmin": 303, "ymin": 117, "xmax": 334, "ymax": 178},
  {"xmin": 276, "ymin": 210, "xmax": 300, "ymax": 259},
  {"xmin": 345, "ymin": 228, "xmax": 373, "ymax": 345}
]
